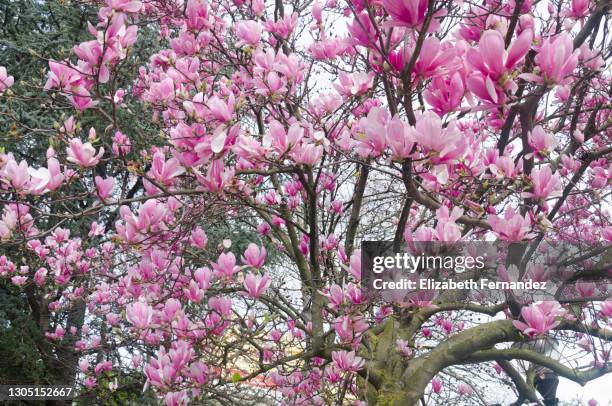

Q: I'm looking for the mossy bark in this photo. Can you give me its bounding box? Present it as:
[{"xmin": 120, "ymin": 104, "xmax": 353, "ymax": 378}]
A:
[{"xmin": 360, "ymin": 319, "xmax": 519, "ymax": 405}]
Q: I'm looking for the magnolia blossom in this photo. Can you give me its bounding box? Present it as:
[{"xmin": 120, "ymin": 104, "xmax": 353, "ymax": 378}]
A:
[
  {"xmin": 562, "ymin": 0, "xmax": 591, "ymax": 18},
  {"xmin": 424, "ymin": 73, "xmax": 465, "ymax": 116},
  {"xmin": 526, "ymin": 166, "xmax": 562, "ymax": 199},
  {"xmin": 0, "ymin": 66, "xmax": 14, "ymax": 93},
  {"xmin": 212, "ymin": 252, "xmax": 238, "ymax": 279},
  {"xmin": 532, "ymin": 34, "xmax": 579, "ymax": 84},
  {"xmin": 467, "ymin": 29, "xmax": 533, "ymax": 104},
  {"xmin": 382, "ymin": 0, "xmax": 445, "ymax": 31},
  {"xmin": 95, "ymin": 176, "xmax": 115, "ymax": 200},
  {"xmin": 66, "ymin": 139, "xmax": 104, "ymax": 167},
  {"xmin": 331, "ymin": 350, "xmax": 364, "ymax": 373},
  {"xmin": 431, "ymin": 378, "xmax": 442, "ymax": 394},
  {"xmin": 243, "ymin": 273, "xmax": 270, "ymax": 298},
  {"xmin": 235, "ymin": 20, "xmax": 262, "ymax": 46},
  {"xmin": 488, "ymin": 208, "xmax": 535, "ymax": 241},
  {"xmin": 434, "ymin": 206, "xmax": 463, "ymax": 242},
  {"xmin": 126, "ymin": 301, "xmax": 153, "ymax": 329},
  {"xmin": 334, "ymin": 72, "xmax": 374, "ymax": 97},
  {"xmin": 513, "ymin": 302, "xmax": 563, "ymax": 337},
  {"xmin": 600, "ymin": 301, "xmax": 612, "ymax": 318},
  {"xmin": 458, "ymin": 382, "xmax": 473, "ymax": 396},
  {"xmin": 528, "ymin": 126, "xmax": 558, "ymax": 157},
  {"xmin": 242, "ymin": 244, "xmax": 266, "ymax": 268}
]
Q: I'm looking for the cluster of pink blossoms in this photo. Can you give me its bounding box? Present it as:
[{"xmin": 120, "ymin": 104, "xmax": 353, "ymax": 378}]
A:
[{"xmin": 0, "ymin": 0, "xmax": 610, "ymax": 404}]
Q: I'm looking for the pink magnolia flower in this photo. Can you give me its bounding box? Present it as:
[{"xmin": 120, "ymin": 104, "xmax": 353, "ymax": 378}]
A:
[
  {"xmin": 312, "ymin": 2, "xmax": 323, "ymax": 24},
  {"xmin": 34, "ymin": 268, "xmax": 48, "ymax": 285},
  {"xmin": 189, "ymin": 227, "xmax": 208, "ymax": 249},
  {"xmin": 83, "ymin": 377, "xmax": 97, "ymax": 389},
  {"xmin": 382, "ymin": 0, "xmax": 445, "ymax": 31},
  {"xmin": 73, "ymin": 40, "xmax": 109, "ymax": 83},
  {"xmin": 524, "ymin": 264, "xmax": 550, "ymax": 283},
  {"xmin": 95, "ymin": 176, "xmax": 115, "ymax": 200},
  {"xmin": 386, "ymin": 115, "xmax": 414, "ymax": 159},
  {"xmin": 105, "ymin": 0, "xmax": 142, "ymax": 13},
  {"xmin": 112, "ymin": 131, "xmax": 131, "ymax": 156},
  {"xmin": 526, "ymin": 166, "xmax": 562, "ymax": 199},
  {"xmin": 257, "ymin": 222, "xmax": 271, "ymax": 236},
  {"xmin": 148, "ymin": 77, "xmax": 175, "ymax": 102},
  {"xmin": 264, "ymin": 121, "xmax": 303, "ymax": 154},
  {"xmin": 0, "ymin": 66, "xmax": 14, "ymax": 93},
  {"xmin": 331, "ymin": 350, "xmax": 364, "ymax": 373},
  {"xmin": 424, "ymin": 72, "xmax": 465, "ymax": 116},
  {"xmin": 326, "ymin": 285, "xmax": 345, "ymax": 310},
  {"xmin": 488, "ymin": 207, "xmax": 535, "ymax": 241},
  {"xmin": 334, "ymin": 315, "xmax": 368, "ymax": 343},
  {"xmin": 357, "ymin": 107, "xmax": 388, "ymax": 157},
  {"xmin": 212, "ymin": 252, "xmax": 238, "ymax": 279},
  {"xmin": 410, "ymin": 112, "xmax": 465, "ymax": 164},
  {"xmin": 396, "ymin": 339, "xmax": 413, "ymax": 357},
  {"xmin": 412, "ymin": 38, "xmax": 459, "ymax": 78},
  {"xmin": 242, "ymin": 243, "xmax": 266, "ymax": 268},
  {"xmin": 431, "ymin": 377, "xmax": 442, "ymax": 394},
  {"xmin": 11, "ymin": 275, "xmax": 27, "ymax": 286},
  {"xmin": 252, "ymin": 0, "xmax": 264, "ymax": 15},
  {"xmin": 291, "ymin": 143, "xmax": 323, "ymax": 166},
  {"xmin": 467, "ymin": 29, "xmax": 533, "ymax": 105},
  {"xmin": 46, "ymin": 158, "xmax": 64, "ymax": 191},
  {"xmin": 185, "ymin": 0, "xmax": 210, "ymax": 30},
  {"xmin": 434, "ymin": 206, "xmax": 463, "ymax": 242},
  {"xmin": 322, "ymin": 234, "xmax": 338, "ymax": 251},
  {"xmin": 79, "ymin": 359, "xmax": 90, "ymax": 374},
  {"xmin": 27, "ymin": 166, "xmax": 51, "ymax": 195},
  {"xmin": 528, "ymin": 125, "xmax": 558, "ymax": 158},
  {"xmin": 197, "ymin": 159, "xmax": 235, "ymax": 192},
  {"xmin": 163, "ymin": 298, "xmax": 181, "ymax": 321},
  {"xmin": 330, "ymin": 200, "xmax": 343, "ymax": 214},
  {"xmin": 187, "ymin": 361, "xmax": 209, "ymax": 385},
  {"xmin": 309, "ymin": 38, "xmax": 347, "ymax": 60},
  {"xmin": 562, "ymin": 0, "xmax": 590, "ymax": 19},
  {"xmin": 207, "ymin": 95, "xmax": 234, "ymax": 122},
  {"xmin": 533, "ymin": 34, "xmax": 579, "ymax": 84},
  {"xmin": 334, "ymin": 72, "xmax": 375, "ymax": 97},
  {"xmin": 576, "ymin": 281, "xmax": 596, "ymax": 298},
  {"xmin": 600, "ymin": 301, "xmax": 612, "ymax": 318},
  {"xmin": 468, "ymin": 29, "xmax": 533, "ymax": 81},
  {"xmin": 513, "ymin": 302, "xmax": 561, "ymax": 337},
  {"xmin": 458, "ymin": 382, "xmax": 473, "ymax": 396},
  {"xmin": 347, "ymin": 12, "xmax": 377, "ymax": 48},
  {"xmin": 349, "ymin": 251, "xmax": 361, "ymax": 281},
  {"xmin": 45, "ymin": 61, "xmax": 81, "ymax": 91},
  {"xmin": 1, "ymin": 159, "xmax": 30, "ymax": 192},
  {"xmin": 194, "ymin": 267, "xmax": 212, "ymax": 291},
  {"xmin": 150, "ymin": 151, "xmax": 185, "ymax": 186},
  {"xmin": 263, "ymin": 12, "xmax": 297, "ymax": 39},
  {"xmin": 235, "ymin": 21, "xmax": 262, "ymax": 46},
  {"xmin": 66, "ymin": 139, "xmax": 104, "ymax": 167},
  {"xmin": 70, "ymin": 90, "xmax": 98, "ymax": 111},
  {"xmin": 243, "ymin": 272, "xmax": 271, "ymax": 298},
  {"xmin": 441, "ymin": 318, "xmax": 453, "ymax": 334},
  {"xmin": 209, "ymin": 296, "xmax": 232, "ymax": 317},
  {"xmin": 126, "ymin": 301, "xmax": 153, "ymax": 329}
]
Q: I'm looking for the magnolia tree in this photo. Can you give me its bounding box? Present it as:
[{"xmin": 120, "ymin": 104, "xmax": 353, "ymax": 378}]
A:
[{"xmin": 0, "ymin": 0, "xmax": 611, "ymax": 404}]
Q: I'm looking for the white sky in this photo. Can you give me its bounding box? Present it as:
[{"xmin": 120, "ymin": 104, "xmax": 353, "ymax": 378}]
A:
[{"xmin": 558, "ymin": 376, "xmax": 612, "ymax": 404}]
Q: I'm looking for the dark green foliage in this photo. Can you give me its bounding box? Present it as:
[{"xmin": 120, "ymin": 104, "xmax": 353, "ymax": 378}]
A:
[
  {"xmin": 76, "ymin": 370, "xmax": 158, "ymax": 406},
  {"xmin": 0, "ymin": 282, "xmax": 51, "ymax": 385}
]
